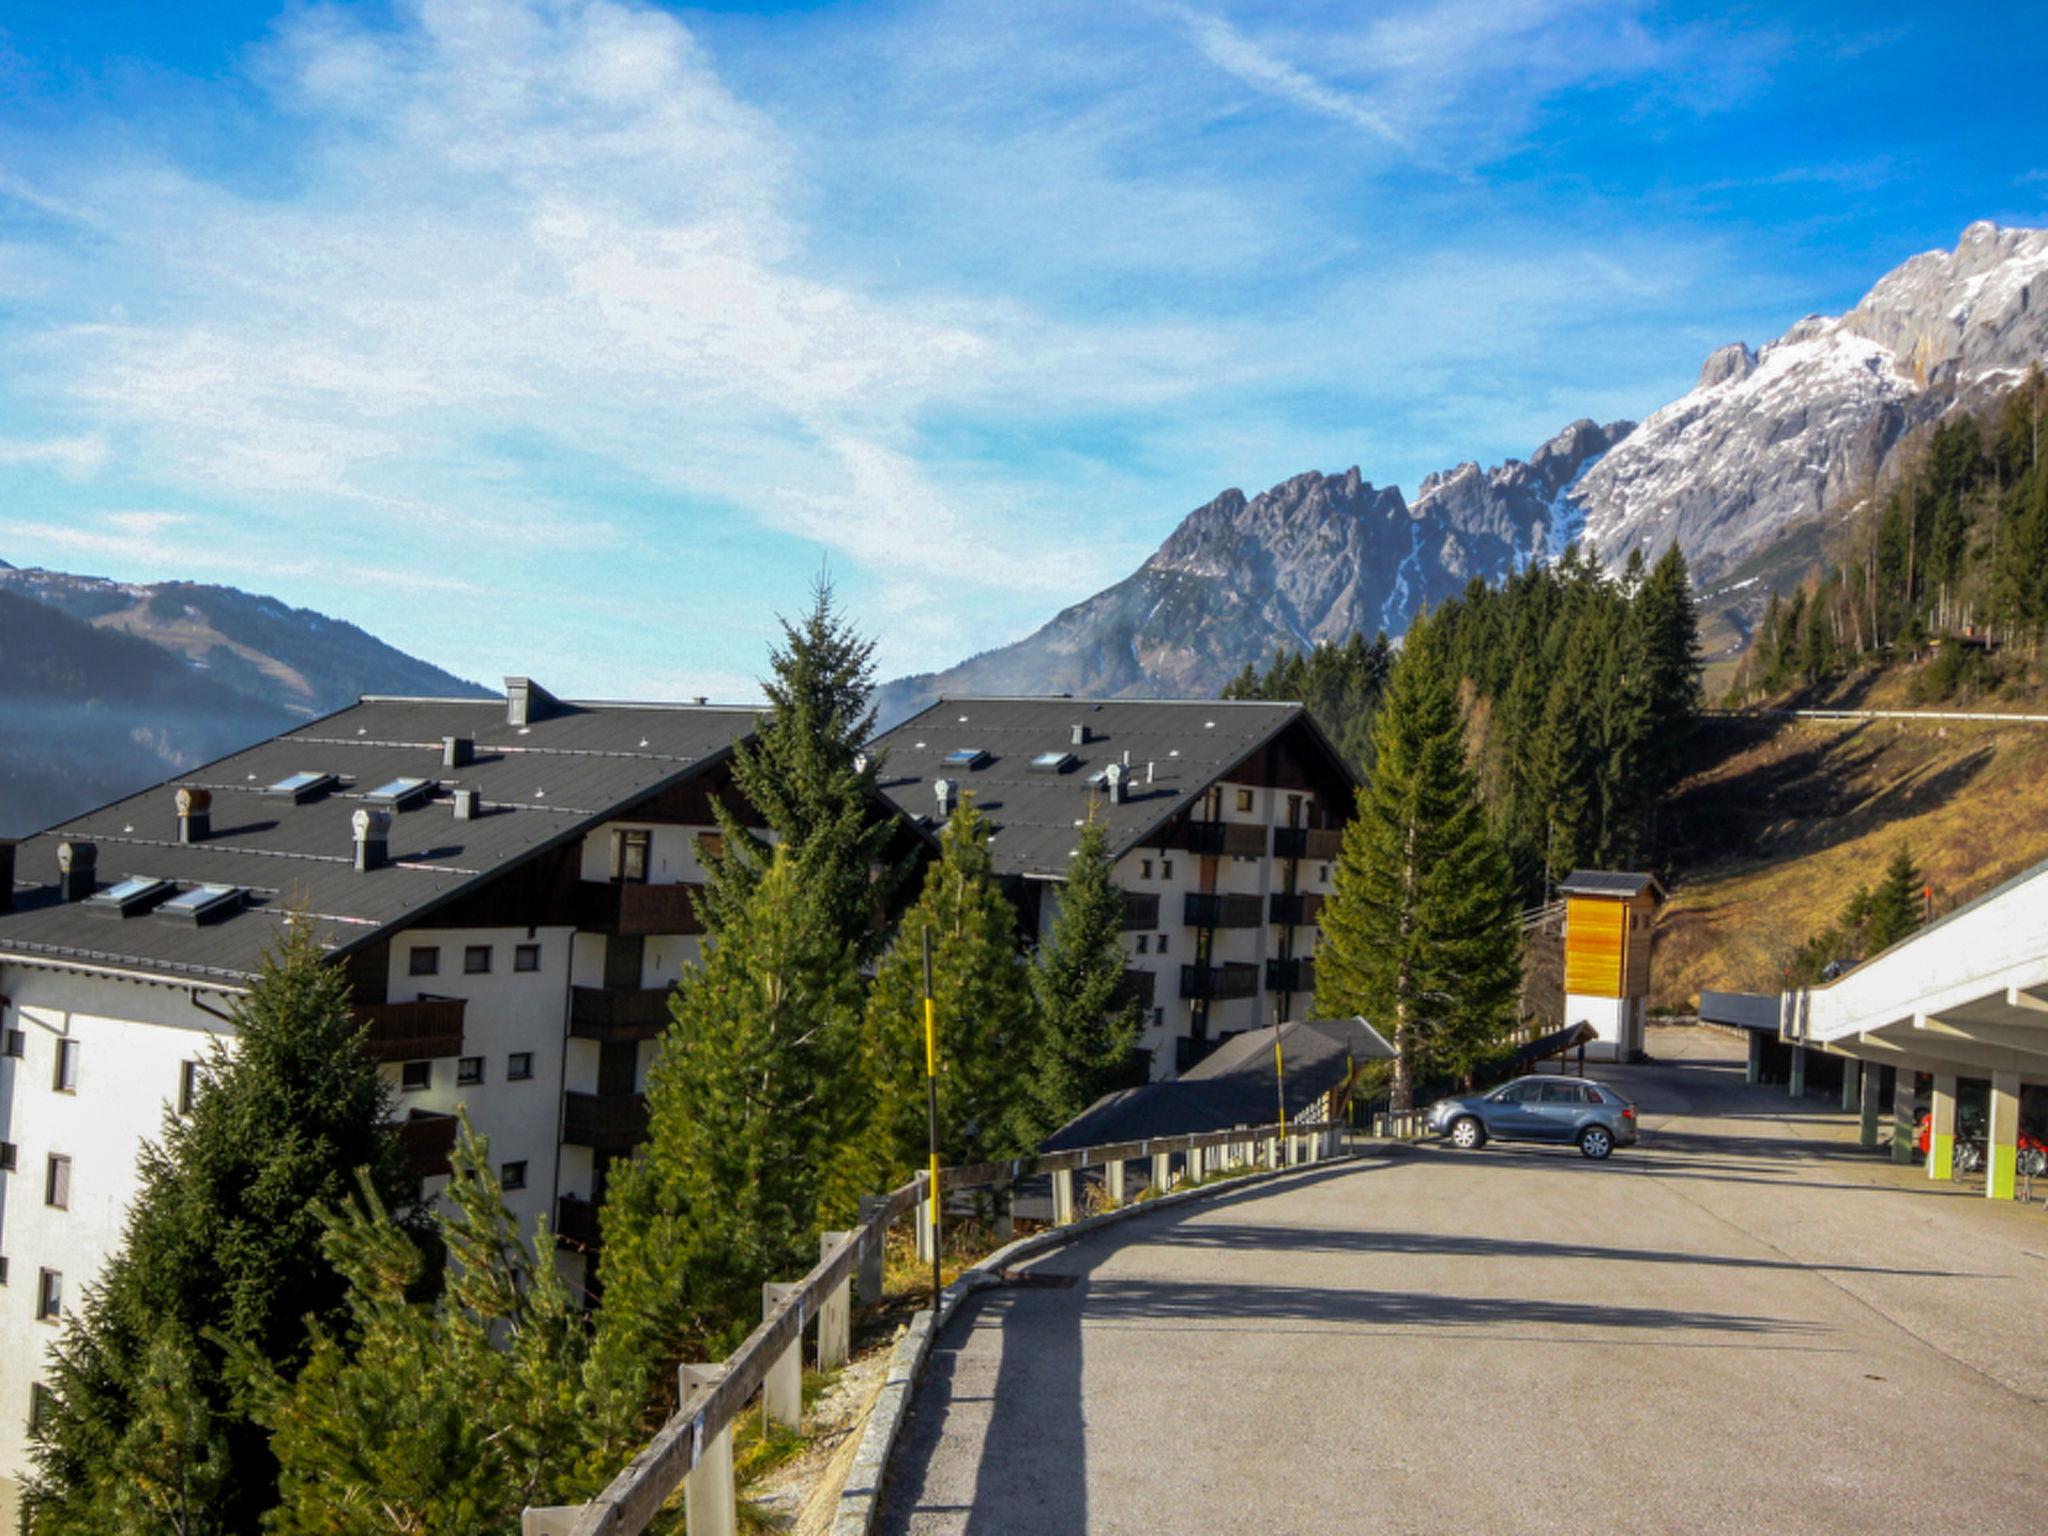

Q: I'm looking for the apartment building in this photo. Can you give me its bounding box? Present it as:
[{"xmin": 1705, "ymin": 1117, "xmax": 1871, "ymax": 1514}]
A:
[
  {"xmin": 0, "ymin": 678, "xmax": 923, "ymax": 1503},
  {"xmin": 871, "ymin": 697, "xmax": 1358, "ymax": 1075}
]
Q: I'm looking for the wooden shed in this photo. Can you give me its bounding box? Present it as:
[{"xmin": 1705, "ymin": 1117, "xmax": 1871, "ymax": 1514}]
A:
[{"xmin": 1558, "ymin": 870, "xmax": 1665, "ymax": 1060}]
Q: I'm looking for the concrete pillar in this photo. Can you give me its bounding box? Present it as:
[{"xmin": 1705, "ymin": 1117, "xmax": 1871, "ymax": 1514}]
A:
[
  {"xmin": 855, "ymin": 1196, "xmax": 886, "ymax": 1305},
  {"xmin": 1891, "ymin": 1074, "xmax": 1919, "ymax": 1165},
  {"xmin": 1151, "ymin": 1150, "xmax": 1171, "ymax": 1193},
  {"xmin": 1105, "ymin": 1158, "xmax": 1126, "ymax": 1206},
  {"xmin": 1788, "ymin": 1044, "xmax": 1806, "ymax": 1098},
  {"xmin": 1842, "ymin": 1057, "xmax": 1860, "ymax": 1112},
  {"xmin": 1265, "ymin": 1135, "xmax": 1279, "ymax": 1167},
  {"xmin": 1988, "ymin": 1070, "xmax": 2022, "ymax": 1201},
  {"xmin": 1186, "ymin": 1145, "xmax": 1204, "ymax": 1182},
  {"xmin": 1745, "ymin": 1030, "xmax": 1762, "ymax": 1085},
  {"xmin": 817, "ymin": 1233, "xmax": 852, "ymax": 1371},
  {"xmin": 680, "ymin": 1364, "xmax": 736, "ymax": 1536},
  {"xmin": 762, "ymin": 1284, "xmax": 803, "ymax": 1427},
  {"xmin": 1858, "ymin": 1061, "xmax": 1882, "ymax": 1148},
  {"xmin": 1928, "ymin": 1074, "xmax": 1958, "ymax": 1181},
  {"xmin": 1052, "ymin": 1168, "xmax": 1076, "ymax": 1225}
]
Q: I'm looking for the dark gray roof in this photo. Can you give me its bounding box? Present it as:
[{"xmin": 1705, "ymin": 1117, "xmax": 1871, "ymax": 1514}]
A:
[
  {"xmin": 1558, "ymin": 870, "xmax": 1664, "ymax": 900},
  {"xmin": 869, "ymin": 696, "xmax": 1355, "ymax": 878},
  {"xmin": 0, "ymin": 695, "xmax": 759, "ymax": 986},
  {"xmin": 1040, "ymin": 1017, "xmax": 1392, "ymax": 1151}
]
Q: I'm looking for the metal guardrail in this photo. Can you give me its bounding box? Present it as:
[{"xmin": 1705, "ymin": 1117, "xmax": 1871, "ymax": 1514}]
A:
[
  {"xmin": 536, "ymin": 1116, "xmax": 1340, "ymax": 1536},
  {"xmin": 1704, "ymin": 707, "xmax": 2048, "ymax": 725}
]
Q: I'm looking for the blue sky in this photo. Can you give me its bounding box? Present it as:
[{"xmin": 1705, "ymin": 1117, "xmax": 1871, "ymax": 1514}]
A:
[{"xmin": 0, "ymin": 0, "xmax": 2043, "ymax": 699}]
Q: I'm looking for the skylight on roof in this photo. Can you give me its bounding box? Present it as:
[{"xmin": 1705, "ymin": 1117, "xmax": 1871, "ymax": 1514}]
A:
[
  {"xmin": 941, "ymin": 748, "xmax": 990, "ymax": 770},
  {"xmin": 88, "ymin": 876, "xmax": 173, "ymax": 917},
  {"xmin": 1028, "ymin": 751, "xmax": 1076, "ymax": 773},
  {"xmin": 366, "ymin": 776, "xmax": 437, "ymax": 809},
  {"xmin": 158, "ymin": 884, "xmax": 245, "ymax": 925},
  {"xmin": 267, "ymin": 771, "xmax": 337, "ymax": 803}
]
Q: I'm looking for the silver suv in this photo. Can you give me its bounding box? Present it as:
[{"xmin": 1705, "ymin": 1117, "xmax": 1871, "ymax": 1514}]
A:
[{"xmin": 1425, "ymin": 1076, "xmax": 1638, "ymax": 1160}]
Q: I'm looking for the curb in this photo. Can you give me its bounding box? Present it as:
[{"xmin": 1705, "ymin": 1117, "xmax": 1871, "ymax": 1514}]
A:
[{"xmin": 827, "ymin": 1146, "xmax": 1377, "ymax": 1536}]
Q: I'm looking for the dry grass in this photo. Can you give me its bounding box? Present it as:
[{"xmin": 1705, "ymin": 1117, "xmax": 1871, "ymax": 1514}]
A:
[{"xmin": 1653, "ymin": 707, "xmax": 2048, "ymax": 1007}]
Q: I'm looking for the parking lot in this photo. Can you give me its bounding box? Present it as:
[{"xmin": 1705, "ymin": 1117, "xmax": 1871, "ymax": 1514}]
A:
[{"xmin": 880, "ymin": 1027, "xmax": 2048, "ymax": 1534}]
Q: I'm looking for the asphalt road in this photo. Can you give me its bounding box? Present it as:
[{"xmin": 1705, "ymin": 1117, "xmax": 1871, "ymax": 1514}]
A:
[{"xmin": 877, "ymin": 1027, "xmax": 2048, "ymax": 1535}]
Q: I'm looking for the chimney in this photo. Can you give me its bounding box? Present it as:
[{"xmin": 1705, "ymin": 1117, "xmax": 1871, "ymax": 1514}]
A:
[
  {"xmin": 174, "ymin": 787, "xmax": 212, "ymax": 844},
  {"xmin": 352, "ymin": 808, "xmax": 392, "ymax": 872},
  {"xmin": 934, "ymin": 777, "xmax": 954, "ymax": 819},
  {"xmin": 57, "ymin": 841, "xmax": 97, "ymax": 903},
  {"xmin": 692, "ymin": 695, "xmax": 708, "ymax": 706},
  {"xmin": 442, "ymin": 735, "xmax": 475, "ymax": 768},
  {"xmin": 1071, "ymin": 722, "xmax": 1090, "ymax": 747},
  {"xmin": 1146, "ymin": 760, "xmax": 1155, "ymax": 785},
  {"xmin": 1104, "ymin": 762, "xmax": 1125, "ymax": 804},
  {"xmin": 452, "ymin": 788, "xmax": 482, "ymax": 820},
  {"xmin": 0, "ymin": 839, "xmax": 15, "ymax": 914},
  {"xmin": 503, "ymin": 677, "xmax": 560, "ymax": 727}
]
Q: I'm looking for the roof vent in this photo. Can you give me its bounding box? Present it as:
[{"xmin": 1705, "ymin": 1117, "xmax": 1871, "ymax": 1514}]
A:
[
  {"xmin": 504, "ymin": 677, "xmax": 561, "ymax": 727},
  {"xmin": 57, "ymin": 841, "xmax": 97, "ymax": 903},
  {"xmin": 174, "ymin": 787, "xmax": 212, "ymax": 844},
  {"xmin": 452, "ymin": 788, "xmax": 482, "ymax": 820},
  {"xmin": 157, "ymin": 884, "xmax": 245, "ymax": 925},
  {"xmin": 352, "ymin": 809, "xmax": 392, "ymax": 873},
  {"xmin": 442, "ymin": 735, "xmax": 475, "ymax": 769},
  {"xmin": 0, "ymin": 838, "xmax": 14, "ymax": 914},
  {"xmin": 1072, "ymin": 722, "xmax": 1091, "ymax": 746},
  {"xmin": 692, "ymin": 695, "xmax": 708, "ymax": 706},
  {"xmin": 1104, "ymin": 761, "xmax": 1126, "ymax": 805},
  {"xmin": 934, "ymin": 778, "xmax": 954, "ymax": 819}
]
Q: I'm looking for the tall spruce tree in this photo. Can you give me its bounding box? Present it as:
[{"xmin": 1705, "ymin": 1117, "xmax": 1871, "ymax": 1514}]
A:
[
  {"xmin": 1011, "ymin": 814, "xmax": 1148, "ymax": 1147},
  {"xmin": 25, "ymin": 919, "xmax": 410, "ymax": 1534},
  {"xmin": 246, "ymin": 1129, "xmax": 610, "ymax": 1534},
  {"xmin": 863, "ymin": 793, "xmax": 1037, "ymax": 1178},
  {"xmin": 594, "ymin": 849, "xmax": 868, "ymax": 1418},
  {"xmin": 702, "ymin": 572, "xmax": 909, "ymax": 963},
  {"xmin": 1312, "ymin": 609, "xmax": 1521, "ymax": 1110},
  {"xmin": 1863, "ymin": 846, "xmax": 1926, "ymax": 954}
]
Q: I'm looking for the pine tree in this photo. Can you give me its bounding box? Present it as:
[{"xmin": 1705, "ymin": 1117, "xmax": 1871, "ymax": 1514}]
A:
[
  {"xmin": 25, "ymin": 920, "xmax": 410, "ymax": 1533},
  {"xmin": 863, "ymin": 793, "xmax": 1037, "ymax": 1179},
  {"xmin": 702, "ymin": 572, "xmax": 909, "ymax": 963},
  {"xmin": 594, "ymin": 848, "xmax": 868, "ymax": 1418},
  {"xmin": 1863, "ymin": 846, "xmax": 1925, "ymax": 954},
  {"xmin": 246, "ymin": 1128, "xmax": 608, "ymax": 1535},
  {"xmin": 1633, "ymin": 544, "xmax": 1703, "ymax": 795},
  {"xmin": 1011, "ymin": 814, "xmax": 1148, "ymax": 1146},
  {"xmin": 1312, "ymin": 609, "xmax": 1521, "ymax": 1110}
]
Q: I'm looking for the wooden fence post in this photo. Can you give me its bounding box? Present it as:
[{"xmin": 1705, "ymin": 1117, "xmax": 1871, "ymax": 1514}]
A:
[
  {"xmin": 818, "ymin": 1232, "xmax": 852, "ymax": 1371},
  {"xmin": 1051, "ymin": 1167, "xmax": 1075, "ymax": 1225},
  {"xmin": 1105, "ymin": 1157, "xmax": 1126, "ymax": 1206},
  {"xmin": 1151, "ymin": 1149, "xmax": 1171, "ymax": 1193},
  {"xmin": 856, "ymin": 1196, "xmax": 887, "ymax": 1305},
  {"xmin": 762, "ymin": 1283, "xmax": 803, "ymax": 1428},
  {"xmin": 679, "ymin": 1363, "xmax": 737, "ymax": 1536},
  {"xmin": 520, "ymin": 1508, "xmax": 585, "ymax": 1535}
]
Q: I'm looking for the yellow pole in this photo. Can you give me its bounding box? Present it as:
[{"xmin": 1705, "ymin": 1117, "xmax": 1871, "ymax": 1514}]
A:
[{"xmin": 921, "ymin": 928, "xmax": 942, "ymax": 1309}]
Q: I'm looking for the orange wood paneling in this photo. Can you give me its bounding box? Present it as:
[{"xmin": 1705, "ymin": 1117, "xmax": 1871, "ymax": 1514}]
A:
[{"xmin": 1564, "ymin": 896, "xmax": 1625, "ymax": 998}]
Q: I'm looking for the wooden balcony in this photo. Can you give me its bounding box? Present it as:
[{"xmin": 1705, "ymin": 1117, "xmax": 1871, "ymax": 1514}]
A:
[
  {"xmin": 569, "ymin": 985, "xmax": 673, "ymax": 1042},
  {"xmin": 395, "ymin": 1112, "xmax": 459, "ymax": 1179},
  {"xmin": 1266, "ymin": 956, "xmax": 1316, "ymax": 994},
  {"xmin": 1179, "ymin": 962, "xmax": 1259, "ymax": 1001},
  {"xmin": 1183, "ymin": 892, "xmax": 1265, "ymax": 929},
  {"xmin": 1120, "ymin": 890, "xmax": 1160, "ymax": 930},
  {"xmin": 354, "ymin": 997, "xmax": 466, "ymax": 1061},
  {"xmin": 575, "ymin": 880, "xmax": 706, "ymax": 937},
  {"xmin": 1269, "ymin": 891, "xmax": 1326, "ymax": 926},
  {"xmin": 1168, "ymin": 820, "xmax": 1269, "ymax": 858},
  {"xmin": 562, "ymin": 1090, "xmax": 650, "ymax": 1154},
  {"xmin": 1273, "ymin": 826, "xmax": 1344, "ymax": 862},
  {"xmin": 556, "ymin": 1194, "xmax": 603, "ymax": 1251}
]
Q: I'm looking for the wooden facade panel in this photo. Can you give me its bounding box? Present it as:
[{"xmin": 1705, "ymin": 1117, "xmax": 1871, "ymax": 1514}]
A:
[{"xmin": 1563, "ymin": 896, "xmax": 1625, "ymax": 998}]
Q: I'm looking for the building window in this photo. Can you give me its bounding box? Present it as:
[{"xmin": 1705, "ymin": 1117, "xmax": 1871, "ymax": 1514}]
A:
[
  {"xmin": 694, "ymin": 832, "xmax": 725, "ymax": 864},
  {"xmin": 501, "ymin": 1160, "xmax": 528, "ymax": 1191},
  {"xmin": 1236, "ymin": 788, "xmax": 1254, "ymax": 813},
  {"xmin": 1318, "ymin": 865, "xmax": 1330, "ymax": 884},
  {"xmin": 36, "ymin": 1268, "xmax": 62, "ymax": 1322},
  {"xmin": 52, "ymin": 1039, "xmax": 78, "ymax": 1093},
  {"xmin": 514, "ymin": 943, "xmax": 541, "ymax": 973},
  {"xmin": 1153, "ymin": 1007, "xmax": 1164, "ymax": 1028},
  {"xmin": 1157, "ymin": 934, "xmax": 1168, "ymax": 954},
  {"xmin": 0, "ymin": 1143, "xmax": 14, "ymax": 1172},
  {"xmin": 506, "ymin": 1051, "xmax": 534, "ymax": 1082},
  {"xmin": 457, "ymin": 1056, "xmax": 484, "ymax": 1087},
  {"xmin": 1140, "ymin": 858, "xmax": 1153, "ymax": 879},
  {"xmin": 1161, "ymin": 860, "xmax": 1173, "ymax": 880},
  {"xmin": 1135, "ymin": 934, "xmax": 1148, "ymax": 955},
  {"xmin": 409, "ymin": 947, "xmax": 440, "ymax": 977},
  {"xmin": 44, "ymin": 1155, "xmax": 70, "ymax": 1211},
  {"xmin": 400, "ymin": 1061, "xmax": 432, "ymax": 1092},
  {"xmin": 2, "ymin": 1029, "xmax": 22, "ymax": 1058},
  {"xmin": 464, "ymin": 945, "xmax": 492, "ymax": 975},
  {"xmin": 612, "ymin": 828, "xmax": 651, "ymax": 883}
]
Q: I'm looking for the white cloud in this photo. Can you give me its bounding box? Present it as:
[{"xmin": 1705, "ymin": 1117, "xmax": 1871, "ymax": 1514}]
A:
[
  {"xmin": 1161, "ymin": 4, "xmax": 1411, "ymax": 149},
  {"xmin": 0, "ymin": 434, "xmax": 108, "ymax": 477}
]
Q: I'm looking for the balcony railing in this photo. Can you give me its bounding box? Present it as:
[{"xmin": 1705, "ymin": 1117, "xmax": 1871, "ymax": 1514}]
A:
[
  {"xmin": 395, "ymin": 1111, "xmax": 459, "ymax": 1179},
  {"xmin": 576, "ymin": 880, "xmax": 706, "ymax": 937},
  {"xmin": 569, "ymin": 985, "xmax": 673, "ymax": 1041},
  {"xmin": 557, "ymin": 1194, "xmax": 603, "ymax": 1250},
  {"xmin": 1269, "ymin": 891, "xmax": 1326, "ymax": 926},
  {"xmin": 354, "ymin": 997, "xmax": 466, "ymax": 1062},
  {"xmin": 1120, "ymin": 889, "xmax": 1160, "ymax": 930},
  {"xmin": 1266, "ymin": 955, "xmax": 1316, "ymax": 994},
  {"xmin": 1179, "ymin": 962, "xmax": 1259, "ymax": 1001},
  {"xmin": 1273, "ymin": 826, "xmax": 1344, "ymax": 862},
  {"xmin": 563, "ymin": 1090, "xmax": 651, "ymax": 1154},
  {"xmin": 1169, "ymin": 820, "xmax": 1269, "ymax": 858},
  {"xmin": 1182, "ymin": 891, "xmax": 1265, "ymax": 929}
]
